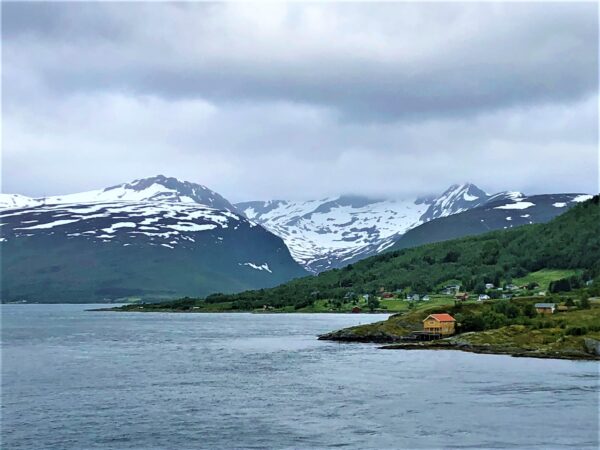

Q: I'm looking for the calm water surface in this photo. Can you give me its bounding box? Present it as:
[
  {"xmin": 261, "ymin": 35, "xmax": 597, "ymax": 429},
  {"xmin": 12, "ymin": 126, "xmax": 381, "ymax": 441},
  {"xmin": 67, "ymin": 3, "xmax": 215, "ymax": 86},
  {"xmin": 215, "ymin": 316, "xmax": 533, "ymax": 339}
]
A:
[{"xmin": 2, "ymin": 304, "xmax": 598, "ymax": 449}]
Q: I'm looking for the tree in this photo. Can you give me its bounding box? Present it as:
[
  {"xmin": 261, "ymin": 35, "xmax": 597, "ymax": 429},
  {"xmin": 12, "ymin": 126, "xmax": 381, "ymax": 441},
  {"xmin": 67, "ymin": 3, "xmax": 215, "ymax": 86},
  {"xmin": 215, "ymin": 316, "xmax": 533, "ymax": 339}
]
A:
[
  {"xmin": 579, "ymin": 297, "xmax": 591, "ymax": 309},
  {"xmin": 521, "ymin": 303, "xmax": 537, "ymax": 318},
  {"xmin": 474, "ymin": 282, "xmax": 486, "ymax": 295},
  {"xmin": 367, "ymin": 297, "xmax": 380, "ymax": 312},
  {"xmin": 443, "ymin": 250, "xmax": 460, "ymax": 263},
  {"xmin": 549, "ymin": 278, "xmax": 571, "ymax": 293},
  {"xmin": 481, "ymin": 241, "xmax": 500, "ymax": 265}
]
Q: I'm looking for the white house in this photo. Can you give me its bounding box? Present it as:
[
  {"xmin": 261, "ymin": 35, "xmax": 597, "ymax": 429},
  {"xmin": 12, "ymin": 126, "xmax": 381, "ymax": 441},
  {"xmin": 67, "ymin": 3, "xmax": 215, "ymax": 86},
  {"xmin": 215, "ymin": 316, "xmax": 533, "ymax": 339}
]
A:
[{"xmin": 478, "ymin": 294, "xmax": 490, "ymax": 301}]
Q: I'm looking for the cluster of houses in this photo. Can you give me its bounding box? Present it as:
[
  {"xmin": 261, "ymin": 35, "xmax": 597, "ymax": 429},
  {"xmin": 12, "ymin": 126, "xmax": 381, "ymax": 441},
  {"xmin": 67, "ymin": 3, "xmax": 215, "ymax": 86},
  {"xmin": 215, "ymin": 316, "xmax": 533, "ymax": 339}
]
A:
[{"xmin": 342, "ymin": 279, "xmax": 557, "ymax": 307}]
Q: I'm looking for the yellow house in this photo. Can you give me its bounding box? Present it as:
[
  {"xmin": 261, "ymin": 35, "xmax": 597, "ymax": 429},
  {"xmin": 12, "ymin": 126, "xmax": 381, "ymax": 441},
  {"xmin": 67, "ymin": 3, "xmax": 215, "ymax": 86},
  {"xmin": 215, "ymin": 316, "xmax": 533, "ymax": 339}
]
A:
[{"xmin": 422, "ymin": 313, "xmax": 456, "ymax": 336}]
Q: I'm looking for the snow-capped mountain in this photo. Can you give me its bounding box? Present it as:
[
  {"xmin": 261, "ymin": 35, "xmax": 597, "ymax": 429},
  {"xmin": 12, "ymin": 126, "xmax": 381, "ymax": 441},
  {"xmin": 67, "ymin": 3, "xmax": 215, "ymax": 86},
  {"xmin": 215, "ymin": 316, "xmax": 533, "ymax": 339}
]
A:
[
  {"xmin": 0, "ymin": 175, "xmax": 237, "ymax": 211},
  {"xmin": 390, "ymin": 193, "xmax": 593, "ymax": 251},
  {"xmin": 236, "ymin": 195, "xmax": 428, "ymax": 273},
  {"xmin": 236, "ymin": 184, "xmax": 591, "ymax": 273},
  {"xmin": 419, "ymin": 183, "xmax": 491, "ymax": 221},
  {"xmin": 0, "ymin": 176, "xmax": 306, "ymax": 303},
  {"xmin": 2, "ymin": 176, "xmax": 591, "ymax": 301}
]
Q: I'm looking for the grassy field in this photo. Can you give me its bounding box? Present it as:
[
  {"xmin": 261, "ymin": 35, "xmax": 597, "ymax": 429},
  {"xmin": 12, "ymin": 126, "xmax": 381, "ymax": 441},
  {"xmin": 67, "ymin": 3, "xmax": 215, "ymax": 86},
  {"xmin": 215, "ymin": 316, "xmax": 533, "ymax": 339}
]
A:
[{"xmin": 513, "ymin": 268, "xmax": 581, "ymax": 290}]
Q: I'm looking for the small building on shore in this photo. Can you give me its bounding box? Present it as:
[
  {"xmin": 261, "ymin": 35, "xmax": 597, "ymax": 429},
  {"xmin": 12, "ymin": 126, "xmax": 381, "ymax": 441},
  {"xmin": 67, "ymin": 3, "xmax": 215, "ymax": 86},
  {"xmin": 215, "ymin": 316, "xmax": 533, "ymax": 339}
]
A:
[
  {"xmin": 422, "ymin": 313, "xmax": 456, "ymax": 336},
  {"xmin": 535, "ymin": 303, "xmax": 556, "ymax": 315}
]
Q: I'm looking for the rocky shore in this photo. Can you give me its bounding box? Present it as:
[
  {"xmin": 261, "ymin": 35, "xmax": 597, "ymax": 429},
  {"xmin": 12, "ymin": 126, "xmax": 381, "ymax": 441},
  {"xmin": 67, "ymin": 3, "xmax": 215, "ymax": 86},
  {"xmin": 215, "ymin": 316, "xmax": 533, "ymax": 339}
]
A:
[
  {"xmin": 377, "ymin": 337, "xmax": 600, "ymax": 361},
  {"xmin": 318, "ymin": 312, "xmax": 600, "ymax": 361}
]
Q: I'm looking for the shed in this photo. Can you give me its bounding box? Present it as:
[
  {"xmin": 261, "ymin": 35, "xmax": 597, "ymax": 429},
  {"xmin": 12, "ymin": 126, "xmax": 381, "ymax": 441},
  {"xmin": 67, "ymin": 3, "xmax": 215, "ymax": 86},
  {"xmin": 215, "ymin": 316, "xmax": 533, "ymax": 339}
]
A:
[
  {"xmin": 455, "ymin": 292, "xmax": 469, "ymax": 301},
  {"xmin": 535, "ymin": 303, "xmax": 556, "ymax": 314}
]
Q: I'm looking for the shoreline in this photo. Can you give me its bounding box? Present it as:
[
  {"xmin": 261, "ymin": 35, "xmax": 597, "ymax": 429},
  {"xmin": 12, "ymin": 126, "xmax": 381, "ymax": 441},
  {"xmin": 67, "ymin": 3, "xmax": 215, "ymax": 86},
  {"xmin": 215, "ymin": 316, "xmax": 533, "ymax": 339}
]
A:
[
  {"xmin": 376, "ymin": 341, "xmax": 600, "ymax": 361},
  {"xmin": 89, "ymin": 306, "xmax": 392, "ymax": 314}
]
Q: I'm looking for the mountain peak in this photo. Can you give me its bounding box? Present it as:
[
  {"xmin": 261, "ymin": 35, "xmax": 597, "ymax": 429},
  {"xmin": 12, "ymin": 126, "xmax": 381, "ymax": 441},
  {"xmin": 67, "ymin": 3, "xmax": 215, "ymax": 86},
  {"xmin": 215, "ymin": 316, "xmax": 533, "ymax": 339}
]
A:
[
  {"xmin": 99, "ymin": 175, "xmax": 236, "ymax": 210},
  {"xmin": 442, "ymin": 182, "xmax": 488, "ymax": 200},
  {"xmin": 420, "ymin": 182, "xmax": 490, "ymax": 221},
  {"xmin": 32, "ymin": 176, "xmax": 236, "ymax": 211}
]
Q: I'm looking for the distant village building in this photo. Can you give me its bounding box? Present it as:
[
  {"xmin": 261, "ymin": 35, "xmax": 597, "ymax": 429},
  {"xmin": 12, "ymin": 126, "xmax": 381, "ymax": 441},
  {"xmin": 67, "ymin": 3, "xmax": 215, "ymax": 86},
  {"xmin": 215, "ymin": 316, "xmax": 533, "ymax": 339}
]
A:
[
  {"xmin": 351, "ymin": 306, "xmax": 362, "ymax": 313},
  {"xmin": 506, "ymin": 284, "xmax": 518, "ymax": 291},
  {"xmin": 443, "ymin": 285, "xmax": 460, "ymax": 295},
  {"xmin": 536, "ymin": 291, "xmax": 546, "ymax": 297},
  {"xmin": 422, "ymin": 314, "xmax": 456, "ymax": 336},
  {"xmin": 412, "ymin": 294, "xmax": 420, "ymax": 302},
  {"xmin": 381, "ymin": 292, "xmax": 394, "ymax": 299},
  {"xmin": 455, "ymin": 292, "xmax": 469, "ymax": 301},
  {"xmin": 478, "ymin": 294, "xmax": 490, "ymax": 301},
  {"xmin": 362, "ymin": 294, "xmax": 370, "ymax": 301},
  {"xmin": 485, "ymin": 283, "xmax": 495, "ymax": 290},
  {"xmin": 422, "ymin": 295, "xmax": 430, "ymax": 301},
  {"xmin": 535, "ymin": 303, "xmax": 556, "ymax": 315}
]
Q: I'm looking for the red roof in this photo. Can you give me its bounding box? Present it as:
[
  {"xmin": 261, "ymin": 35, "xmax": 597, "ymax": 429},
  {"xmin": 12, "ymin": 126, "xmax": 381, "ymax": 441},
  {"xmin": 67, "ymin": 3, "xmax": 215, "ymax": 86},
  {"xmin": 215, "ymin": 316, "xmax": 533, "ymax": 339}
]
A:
[{"xmin": 425, "ymin": 313, "xmax": 456, "ymax": 322}]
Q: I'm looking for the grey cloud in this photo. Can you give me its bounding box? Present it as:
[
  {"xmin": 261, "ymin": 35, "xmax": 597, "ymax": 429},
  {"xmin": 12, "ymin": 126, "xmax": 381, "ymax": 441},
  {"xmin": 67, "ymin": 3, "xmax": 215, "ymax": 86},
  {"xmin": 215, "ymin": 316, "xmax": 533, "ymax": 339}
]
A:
[
  {"xmin": 3, "ymin": 3, "xmax": 597, "ymax": 121},
  {"xmin": 2, "ymin": 3, "xmax": 598, "ymax": 201}
]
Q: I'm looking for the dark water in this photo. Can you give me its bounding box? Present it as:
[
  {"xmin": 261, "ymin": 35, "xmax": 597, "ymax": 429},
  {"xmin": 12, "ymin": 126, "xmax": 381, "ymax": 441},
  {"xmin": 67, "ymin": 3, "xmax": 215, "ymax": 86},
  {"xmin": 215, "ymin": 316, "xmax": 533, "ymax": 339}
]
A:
[{"xmin": 2, "ymin": 304, "xmax": 598, "ymax": 449}]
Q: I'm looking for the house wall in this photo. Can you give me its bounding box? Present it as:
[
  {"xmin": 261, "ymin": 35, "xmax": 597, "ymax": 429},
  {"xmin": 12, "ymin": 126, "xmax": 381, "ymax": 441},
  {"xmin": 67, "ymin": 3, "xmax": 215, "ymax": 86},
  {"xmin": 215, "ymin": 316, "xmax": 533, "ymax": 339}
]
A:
[{"xmin": 423, "ymin": 319, "xmax": 455, "ymax": 335}]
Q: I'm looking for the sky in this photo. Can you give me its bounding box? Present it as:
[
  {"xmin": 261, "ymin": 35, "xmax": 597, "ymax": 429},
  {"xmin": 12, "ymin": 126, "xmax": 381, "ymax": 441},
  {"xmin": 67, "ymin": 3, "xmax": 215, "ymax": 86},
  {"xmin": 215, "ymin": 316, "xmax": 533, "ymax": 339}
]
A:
[{"xmin": 2, "ymin": 2, "xmax": 598, "ymax": 202}]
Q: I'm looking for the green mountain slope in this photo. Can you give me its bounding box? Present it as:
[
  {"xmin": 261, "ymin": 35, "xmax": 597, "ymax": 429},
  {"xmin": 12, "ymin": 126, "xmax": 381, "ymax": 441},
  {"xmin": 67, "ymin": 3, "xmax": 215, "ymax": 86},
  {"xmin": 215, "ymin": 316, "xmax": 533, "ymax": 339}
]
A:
[
  {"xmin": 0, "ymin": 203, "xmax": 307, "ymax": 303},
  {"xmin": 136, "ymin": 195, "xmax": 599, "ymax": 311}
]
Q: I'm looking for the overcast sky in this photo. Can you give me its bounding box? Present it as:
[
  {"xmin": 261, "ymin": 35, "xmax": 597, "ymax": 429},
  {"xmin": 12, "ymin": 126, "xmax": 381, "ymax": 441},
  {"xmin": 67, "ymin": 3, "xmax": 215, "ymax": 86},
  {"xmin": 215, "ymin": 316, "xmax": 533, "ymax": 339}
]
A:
[{"xmin": 2, "ymin": 2, "xmax": 598, "ymax": 201}]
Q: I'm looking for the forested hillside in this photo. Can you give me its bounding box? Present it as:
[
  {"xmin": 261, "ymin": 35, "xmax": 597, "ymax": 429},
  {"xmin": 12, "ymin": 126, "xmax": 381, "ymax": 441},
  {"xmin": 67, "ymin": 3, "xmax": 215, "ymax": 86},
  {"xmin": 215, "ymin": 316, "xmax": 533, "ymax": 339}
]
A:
[{"xmin": 134, "ymin": 196, "xmax": 600, "ymax": 311}]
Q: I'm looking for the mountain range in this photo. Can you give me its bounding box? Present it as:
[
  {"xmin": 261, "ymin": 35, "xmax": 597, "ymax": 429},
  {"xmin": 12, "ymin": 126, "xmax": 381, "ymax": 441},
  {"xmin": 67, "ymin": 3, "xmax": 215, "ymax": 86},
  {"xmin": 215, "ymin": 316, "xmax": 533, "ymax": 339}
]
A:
[
  {"xmin": 236, "ymin": 185, "xmax": 591, "ymax": 272},
  {"xmin": 0, "ymin": 175, "xmax": 591, "ymax": 302},
  {"xmin": 127, "ymin": 195, "xmax": 600, "ymax": 312}
]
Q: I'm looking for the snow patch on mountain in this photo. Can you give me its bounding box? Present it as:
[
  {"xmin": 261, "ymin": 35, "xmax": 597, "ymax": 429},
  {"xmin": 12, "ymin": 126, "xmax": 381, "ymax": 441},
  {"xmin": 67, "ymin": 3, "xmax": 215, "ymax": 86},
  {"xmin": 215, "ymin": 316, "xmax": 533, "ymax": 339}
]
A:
[
  {"xmin": 16, "ymin": 219, "xmax": 80, "ymax": 230},
  {"xmin": 494, "ymin": 201, "xmax": 536, "ymax": 210},
  {"xmin": 240, "ymin": 262, "xmax": 272, "ymax": 273},
  {"xmin": 573, "ymin": 194, "xmax": 593, "ymax": 203}
]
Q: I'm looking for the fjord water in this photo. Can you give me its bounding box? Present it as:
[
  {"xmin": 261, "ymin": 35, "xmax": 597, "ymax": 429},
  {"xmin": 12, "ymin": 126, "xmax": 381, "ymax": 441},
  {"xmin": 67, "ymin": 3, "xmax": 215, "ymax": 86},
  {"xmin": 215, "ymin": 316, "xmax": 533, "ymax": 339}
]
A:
[{"xmin": 2, "ymin": 305, "xmax": 598, "ymax": 449}]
